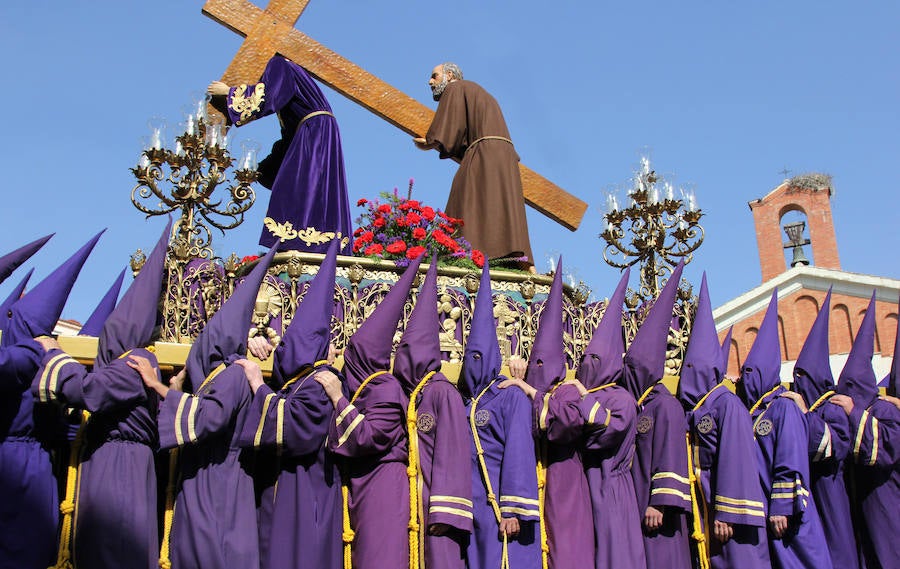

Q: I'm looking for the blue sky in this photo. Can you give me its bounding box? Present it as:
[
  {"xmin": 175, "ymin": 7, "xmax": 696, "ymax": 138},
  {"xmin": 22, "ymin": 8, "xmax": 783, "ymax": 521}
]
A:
[{"xmin": 1, "ymin": 1, "xmax": 898, "ymax": 322}]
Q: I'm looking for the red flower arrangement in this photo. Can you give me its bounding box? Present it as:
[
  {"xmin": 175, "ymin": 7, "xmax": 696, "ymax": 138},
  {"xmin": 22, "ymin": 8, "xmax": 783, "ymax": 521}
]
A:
[{"xmin": 352, "ymin": 180, "xmax": 484, "ymax": 268}]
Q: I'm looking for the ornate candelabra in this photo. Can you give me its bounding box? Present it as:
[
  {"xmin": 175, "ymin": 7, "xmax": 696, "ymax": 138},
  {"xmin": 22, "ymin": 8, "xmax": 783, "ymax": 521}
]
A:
[
  {"xmin": 130, "ymin": 100, "xmax": 259, "ymax": 260},
  {"xmin": 599, "ymin": 156, "xmax": 704, "ymax": 304}
]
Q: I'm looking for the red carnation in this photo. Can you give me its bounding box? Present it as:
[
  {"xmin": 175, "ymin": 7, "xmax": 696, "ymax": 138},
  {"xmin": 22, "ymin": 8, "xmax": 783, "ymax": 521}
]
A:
[
  {"xmin": 386, "ymin": 240, "xmax": 407, "ymax": 254},
  {"xmin": 405, "ymin": 212, "xmax": 421, "ymax": 225},
  {"xmin": 373, "ymin": 216, "xmax": 386, "ymax": 228},
  {"xmin": 438, "ymin": 211, "xmax": 450, "ymax": 221},
  {"xmin": 472, "ymin": 250, "xmax": 485, "ymax": 268},
  {"xmin": 377, "ymin": 204, "xmax": 392, "ymax": 214},
  {"xmin": 361, "ymin": 231, "xmax": 374, "ymax": 244},
  {"xmin": 407, "ymin": 245, "xmax": 426, "ymax": 260},
  {"xmin": 396, "ymin": 218, "xmax": 408, "ymax": 227},
  {"xmin": 421, "ymin": 206, "xmax": 436, "ymax": 221},
  {"xmin": 406, "ymin": 200, "xmax": 421, "ymax": 210},
  {"xmin": 356, "ymin": 198, "xmax": 368, "ymax": 206},
  {"xmin": 412, "ymin": 227, "xmax": 427, "ymax": 240},
  {"xmin": 353, "ymin": 238, "xmax": 365, "ymax": 253},
  {"xmin": 353, "ymin": 227, "xmax": 364, "ymax": 237},
  {"xmin": 364, "ymin": 243, "xmax": 384, "ymax": 256}
]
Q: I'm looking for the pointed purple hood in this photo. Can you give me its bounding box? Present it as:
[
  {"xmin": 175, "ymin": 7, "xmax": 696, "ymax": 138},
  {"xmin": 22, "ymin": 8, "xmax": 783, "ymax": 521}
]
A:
[
  {"xmin": 0, "ymin": 269, "xmax": 33, "ymax": 339},
  {"xmin": 273, "ymin": 239, "xmax": 339, "ymax": 384},
  {"xmin": 621, "ymin": 261, "xmax": 684, "ymax": 399},
  {"xmin": 3, "ymin": 231, "xmax": 104, "ymax": 347},
  {"xmin": 576, "ymin": 268, "xmax": 629, "ymax": 390},
  {"xmin": 461, "ymin": 263, "xmax": 502, "ymax": 398},
  {"xmin": 718, "ymin": 326, "xmax": 734, "ymax": 378},
  {"xmin": 185, "ymin": 243, "xmax": 278, "ymax": 383},
  {"xmin": 887, "ymin": 295, "xmax": 899, "ymax": 398},
  {"xmin": 0, "ymin": 234, "xmax": 53, "ymax": 286},
  {"xmin": 525, "ymin": 257, "xmax": 567, "ymax": 392},
  {"xmin": 393, "ymin": 255, "xmax": 442, "ymax": 395},
  {"xmin": 343, "ymin": 252, "xmax": 425, "ymax": 393},
  {"xmin": 739, "ymin": 289, "xmax": 782, "ymax": 406},
  {"xmin": 793, "ymin": 288, "xmax": 834, "ymax": 406},
  {"xmin": 95, "ymin": 220, "xmax": 171, "ymax": 367},
  {"xmin": 836, "ymin": 292, "xmax": 878, "ymax": 408},
  {"xmin": 678, "ymin": 273, "xmax": 723, "ymax": 409},
  {"xmin": 79, "ymin": 268, "xmax": 126, "ymax": 337}
]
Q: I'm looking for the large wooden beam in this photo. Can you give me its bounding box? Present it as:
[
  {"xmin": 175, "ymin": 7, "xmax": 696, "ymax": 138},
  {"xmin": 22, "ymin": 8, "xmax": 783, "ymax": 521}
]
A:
[{"xmin": 203, "ymin": 0, "xmax": 587, "ymax": 230}]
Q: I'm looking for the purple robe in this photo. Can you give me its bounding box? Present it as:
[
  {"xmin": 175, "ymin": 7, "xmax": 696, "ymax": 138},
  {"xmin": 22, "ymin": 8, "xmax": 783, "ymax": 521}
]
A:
[
  {"xmin": 689, "ymin": 384, "xmax": 770, "ymax": 569},
  {"xmin": 632, "ymin": 384, "xmax": 691, "ymax": 569},
  {"xmin": 750, "ymin": 389, "xmax": 833, "ymax": 569},
  {"xmin": 579, "ymin": 384, "xmax": 647, "ymax": 569},
  {"xmin": 327, "ymin": 372, "xmax": 409, "ymax": 569},
  {"xmin": 532, "ymin": 383, "xmax": 595, "ymax": 569},
  {"xmin": 465, "ymin": 379, "xmax": 541, "ymax": 569},
  {"xmin": 0, "ymin": 341, "xmax": 59, "ymax": 569},
  {"xmin": 32, "ymin": 347, "xmax": 159, "ymax": 569},
  {"xmin": 225, "ymin": 55, "xmax": 351, "ymax": 253},
  {"xmin": 158, "ymin": 357, "xmax": 260, "ymax": 569},
  {"xmin": 804, "ymin": 400, "xmax": 859, "ymax": 569},
  {"xmin": 412, "ymin": 374, "xmax": 473, "ymax": 569},
  {"xmin": 238, "ymin": 364, "xmax": 342, "ymax": 569},
  {"xmin": 846, "ymin": 399, "xmax": 900, "ymax": 569}
]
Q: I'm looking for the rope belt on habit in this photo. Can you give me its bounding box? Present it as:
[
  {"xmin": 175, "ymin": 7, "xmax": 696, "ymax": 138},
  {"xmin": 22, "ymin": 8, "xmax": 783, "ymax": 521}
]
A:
[
  {"xmin": 300, "ymin": 110, "xmax": 335, "ymax": 127},
  {"xmin": 466, "ymin": 135, "xmax": 513, "ymax": 152}
]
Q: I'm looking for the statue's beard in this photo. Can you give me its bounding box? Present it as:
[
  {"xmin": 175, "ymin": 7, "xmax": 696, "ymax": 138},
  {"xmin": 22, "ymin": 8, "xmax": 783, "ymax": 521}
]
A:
[{"xmin": 431, "ymin": 77, "xmax": 449, "ymax": 101}]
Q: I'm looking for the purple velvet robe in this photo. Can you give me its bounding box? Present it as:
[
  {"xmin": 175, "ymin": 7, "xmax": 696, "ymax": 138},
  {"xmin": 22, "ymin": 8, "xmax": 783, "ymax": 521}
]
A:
[
  {"xmin": 465, "ymin": 379, "xmax": 541, "ymax": 569},
  {"xmin": 158, "ymin": 356, "xmax": 260, "ymax": 569},
  {"xmin": 580, "ymin": 384, "xmax": 647, "ymax": 569},
  {"xmin": 632, "ymin": 384, "xmax": 691, "ymax": 569},
  {"xmin": 239, "ymin": 364, "xmax": 343, "ymax": 569},
  {"xmin": 0, "ymin": 341, "xmax": 59, "ymax": 569},
  {"xmin": 32, "ymin": 347, "xmax": 159, "ymax": 569},
  {"xmin": 327, "ymin": 372, "xmax": 409, "ymax": 569},
  {"xmin": 225, "ymin": 55, "xmax": 351, "ymax": 253},
  {"xmin": 804, "ymin": 401, "xmax": 858, "ymax": 569},
  {"xmin": 846, "ymin": 399, "xmax": 900, "ymax": 569},
  {"xmin": 412, "ymin": 374, "xmax": 473, "ymax": 569},
  {"xmin": 532, "ymin": 383, "xmax": 595, "ymax": 568},
  {"xmin": 689, "ymin": 384, "xmax": 770, "ymax": 569},
  {"xmin": 750, "ymin": 388, "xmax": 833, "ymax": 569}
]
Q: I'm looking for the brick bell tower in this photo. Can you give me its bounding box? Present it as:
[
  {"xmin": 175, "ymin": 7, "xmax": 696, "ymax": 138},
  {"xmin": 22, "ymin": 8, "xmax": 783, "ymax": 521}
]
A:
[{"xmin": 748, "ymin": 174, "xmax": 840, "ymax": 282}]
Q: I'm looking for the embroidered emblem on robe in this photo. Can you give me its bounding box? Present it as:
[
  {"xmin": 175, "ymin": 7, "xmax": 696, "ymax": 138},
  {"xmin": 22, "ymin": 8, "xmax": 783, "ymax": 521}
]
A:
[
  {"xmin": 474, "ymin": 409, "xmax": 490, "ymax": 427},
  {"xmin": 417, "ymin": 412, "xmax": 435, "ymax": 433},
  {"xmin": 755, "ymin": 418, "xmax": 774, "ymax": 437},
  {"xmin": 637, "ymin": 415, "xmax": 654, "ymax": 434},
  {"xmin": 697, "ymin": 414, "xmax": 715, "ymax": 434}
]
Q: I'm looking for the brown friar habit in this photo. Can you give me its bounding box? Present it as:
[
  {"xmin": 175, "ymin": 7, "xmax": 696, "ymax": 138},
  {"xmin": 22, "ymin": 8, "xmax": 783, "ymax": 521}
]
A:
[{"xmin": 426, "ymin": 79, "xmax": 534, "ymax": 264}]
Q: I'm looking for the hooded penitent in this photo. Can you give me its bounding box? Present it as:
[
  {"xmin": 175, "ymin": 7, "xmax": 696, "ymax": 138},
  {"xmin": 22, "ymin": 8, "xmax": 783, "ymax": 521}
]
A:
[
  {"xmin": 342, "ymin": 252, "xmax": 425, "ymax": 394},
  {"xmin": 739, "ymin": 289, "xmax": 782, "ymax": 406},
  {"xmin": 184, "ymin": 243, "xmax": 278, "ymax": 383},
  {"xmin": 621, "ymin": 261, "xmax": 684, "ymax": 400},
  {"xmin": 2, "ymin": 231, "xmax": 103, "ymax": 348},
  {"xmin": 576, "ymin": 268, "xmax": 629, "ymax": 390},
  {"xmin": 272, "ymin": 239, "xmax": 339, "ymax": 385},
  {"xmin": 0, "ymin": 269, "xmax": 33, "ymax": 339},
  {"xmin": 0, "ymin": 233, "xmax": 53, "ymax": 286},
  {"xmin": 525, "ymin": 256, "xmax": 566, "ymax": 393},
  {"xmin": 392, "ymin": 254, "xmax": 442, "ymax": 395},
  {"xmin": 78, "ymin": 268, "xmax": 126, "ymax": 338},
  {"xmin": 677, "ymin": 273, "xmax": 722, "ymax": 410},
  {"xmin": 95, "ymin": 220, "xmax": 172, "ymax": 367},
  {"xmin": 836, "ymin": 291, "xmax": 879, "ymax": 408},
  {"xmin": 460, "ymin": 262, "xmax": 502, "ymax": 399},
  {"xmin": 792, "ymin": 288, "xmax": 834, "ymax": 407}
]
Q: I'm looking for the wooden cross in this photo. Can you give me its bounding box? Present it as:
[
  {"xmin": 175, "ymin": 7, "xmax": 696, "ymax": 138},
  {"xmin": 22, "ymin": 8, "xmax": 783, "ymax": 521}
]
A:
[{"xmin": 202, "ymin": 0, "xmax": 587, "ymax": 231}]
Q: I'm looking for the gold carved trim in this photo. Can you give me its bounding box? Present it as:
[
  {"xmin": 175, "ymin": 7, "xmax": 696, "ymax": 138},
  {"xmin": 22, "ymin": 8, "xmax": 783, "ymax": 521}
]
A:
[
  {"xmin": 263, "ymin": 217, "xmax": 350, "ymax": 248},
  {"xmin": 230, "ymin": 83, "xmax": 266, "ymax": 124}
]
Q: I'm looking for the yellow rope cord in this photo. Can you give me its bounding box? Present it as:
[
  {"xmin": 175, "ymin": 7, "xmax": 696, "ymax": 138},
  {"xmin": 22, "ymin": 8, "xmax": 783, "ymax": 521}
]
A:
[
  {"xmin": 686, "ymin": 431, "xmax": 710, "ymax": 569},
  {"xmin": 535, "ymin": 384, "xmax": 562, "ymax": 569},
  {"xmin": 469, "ymin": 380, "xmax": 510, "ymax": 569},
  {"xmin": 341, "ymin": 370, "xmax": 388, "ymax": 569},
  {"xmin": 586, "ymin": 382, "xmax": 617, "ymax": 394},
  {"xmin": 748, "ymin": 384, "xmax": 782, "ymax": 416},
  {"xmin": 808, "ymin": 390, "xmax": 835, "ymax": 412},
  {"xmin": 637, "ymin": 383, "xmax": 658, "ymax": 406},
  {"xmin": 50, "ymin": 410, "xmax": 89, "ymax": 569},
  {"xmin": 406, "ymin": 370, "xmax": 436, "ymax": 569},
  {"xmin": 157, "ymin": 448, "xmax": 179, "ymax": 569}
]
